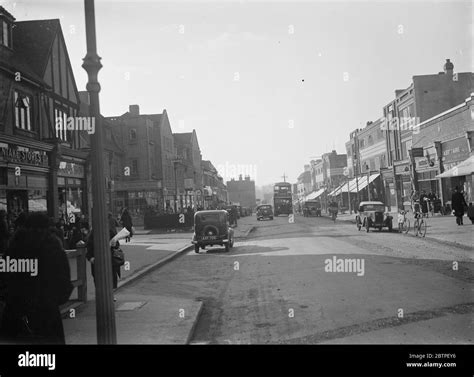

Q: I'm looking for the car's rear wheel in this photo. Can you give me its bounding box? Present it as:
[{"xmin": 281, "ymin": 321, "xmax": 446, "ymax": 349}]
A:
[
  {"xmin": 388, "ymin": 220, "xmax": 393, "ymax": 232},
  {"xmin": 194, "ymin": 244, "xmax": 200, "ymax": 253}
]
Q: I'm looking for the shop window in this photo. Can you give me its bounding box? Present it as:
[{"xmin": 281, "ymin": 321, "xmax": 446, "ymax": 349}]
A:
[{"xmin": 14, "ymin": 91, "xmax": 32, "ymax": 131}]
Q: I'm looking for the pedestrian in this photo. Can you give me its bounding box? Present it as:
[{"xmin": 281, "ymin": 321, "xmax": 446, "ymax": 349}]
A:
[
  {"xmin": 55, "ymin": 218, "xmax": 66, "ymax": 248},
  {"xmin": 0, "ymin": 210, "xmax": 9, "ymax": 257},
  {"xmin": 467, "ymin": 202, "xmax": 474, "ymax": 224},
  {"xmin": 119, "ymin": 208, "xmax": 133, "ymax": 242},
  {"xmin": 0, "ymin": 213, "xmax": 73, "ymax": 344},
  {"xmin": 86, "ymin": 228, "xmax": 122, "ymax": 301},
  {"xmin": 419, "ymin": 190, "xmax": 428, "ymax": 215},
  {"xmin": 451, "ymin": 186, "xmax": 467, "ymax": 225},
  {"xmin": 108, "ymin": 212, "xmax": 119, "ymax": 237}
]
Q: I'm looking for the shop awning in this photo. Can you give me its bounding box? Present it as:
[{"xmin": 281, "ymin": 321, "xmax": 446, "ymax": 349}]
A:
[
  {"xmin": 436, "ymin": 156, "xmax": 474, "ymax": 178},
  {"xmin": 355, "ymin": 173, "xmax": 380, "ymax": 191},
  {"xmin": 304, "ymin": 188, "xmax": 325, "ymax": 201},
  {"xmin": 328, "ymin": 183, "xmax": 345, "ymax": 196},
  {"xmin": 328, "ymin": 174, "xmax": 380, "ymax": 196}
]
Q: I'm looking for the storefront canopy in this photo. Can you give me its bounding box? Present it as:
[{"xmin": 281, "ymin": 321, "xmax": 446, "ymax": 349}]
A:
[
  {"xmin": 304, "ymin": 188, "xmax": 325, "ymax": 201},
  {"xmin": 328, "ymin": 174, "xmax": 380, "ymax": 196},
  {"xmin": 436, "ymin": 156, "xmax": 474, "ymax": 178}
]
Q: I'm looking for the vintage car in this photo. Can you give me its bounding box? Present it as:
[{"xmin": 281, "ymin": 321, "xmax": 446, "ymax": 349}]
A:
[
  {"xmin": 303, "ymin": 200, "xmax": 322, "ymax": 217},
  {"xmin": 192, "ymin": 210, "xmax": 234, "ymax": 253},
  {"xmin": 256, "ymin": 204, "xmax": 274, "ymax": 221},
  {"xmin": 356, "ymin": 201, "xmax": 393, "ymax": 232}
]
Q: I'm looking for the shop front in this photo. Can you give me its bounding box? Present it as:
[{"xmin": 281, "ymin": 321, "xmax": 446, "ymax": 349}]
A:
[
  {"xmin": 394, "ymin": 162, "xmax": 412, "ymax": 210},
  {"xmin": 438, "ymin": 138, "xmax": 472, "ymax": 203},
  {"xmin": 56, "ymin": 158, "xmax": 87, "ymax": 223},
  {"xmin": 0, "ymin": 142, "xmax": 51, "ymax": 222}
]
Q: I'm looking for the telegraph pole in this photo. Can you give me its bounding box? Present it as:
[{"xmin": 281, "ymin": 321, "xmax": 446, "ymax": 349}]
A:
[{"xmin": 82, "ymin": 0, "xmax": 117, "ymax": 344}]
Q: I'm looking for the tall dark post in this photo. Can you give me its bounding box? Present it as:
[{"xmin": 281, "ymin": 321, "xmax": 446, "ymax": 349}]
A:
[{"xmin": 82, "ymin": 0, "xmax": 117, "ymax": 344}]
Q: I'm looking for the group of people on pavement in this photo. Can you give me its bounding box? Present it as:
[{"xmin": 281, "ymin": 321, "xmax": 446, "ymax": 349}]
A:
[
  {"xmin": 0, "ymin": 212, "xmax": 73, "ymax": 344},
  {"xmin": 0, "ymin": 206, "xmax": 134, "ymax": 344}
]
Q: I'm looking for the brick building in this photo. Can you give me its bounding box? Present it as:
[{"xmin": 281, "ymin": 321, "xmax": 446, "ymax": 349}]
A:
[
  {"xmin": 201, "ymin": 159, "xmax": 227, "ymax": 208},
  {"xmin": 173, "ymin": 130, "xmax": 202, "ymax": 211},
  {"xmin": 227, "ymin": 175, "xmax": 256, "ymax": 209},
  {"xmin": 381, "ymin": 59, "xmax": 473, "ymax": 210},
  {"xmin": 412, "ymin": 94, "xmax": 473, "ymax": 204},
  {"xmin": 106, "ymin": 105, "xmax": 176, "ymax": 219}
]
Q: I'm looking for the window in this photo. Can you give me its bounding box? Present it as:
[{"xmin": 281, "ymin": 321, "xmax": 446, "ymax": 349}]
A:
[
  {"xmin": 1, "ymin": 21, "xmax": 11, "ymax": 47},
  {"xmin": 359, "ymin": 139, "xmax": 365, "ymax": 149},
  {"xmin": 368, "ymin": 135, "xmax": 373, "ymax": 146},
  {"xmin": 14, "ymin": 91, "xmax": 32, "ymax": 131},
  {"xmin": 129, "ymin": 128, "xmax": 137, "ymax": 141},
  {"xmin": 131, "ymin": 160, "xmax": 138, "ymax": 175},
  {"xmin": 54, "ymin": 107, "xmax": 68, "ymax": 140}
]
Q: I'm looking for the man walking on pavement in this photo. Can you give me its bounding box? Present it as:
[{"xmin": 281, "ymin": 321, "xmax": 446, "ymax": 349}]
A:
[{"xmin": 451, "ymin": 186, "xmax": 467, "ymax": 225}]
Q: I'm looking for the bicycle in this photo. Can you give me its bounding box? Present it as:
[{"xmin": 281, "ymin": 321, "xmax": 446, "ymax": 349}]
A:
[
  {"xmin": 413, "ymin": 211, "xmax": 427, "ymax": 237},
  {"xmin": 331, "ymin": 211, "xmax": 337, "ymax": 223}
]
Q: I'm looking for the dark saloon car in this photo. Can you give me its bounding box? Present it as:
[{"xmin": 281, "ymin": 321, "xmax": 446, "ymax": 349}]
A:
[
  {"xmin": 192, "ymin": 210, "xmax": 234, "ymax": 253},
  {"xmin": 355, "ymin": 201, "xmax": 393, "ymax": 232},
  {"xmin": 256, "ymin": 204, "xmax": 274, "ymax": 221}
]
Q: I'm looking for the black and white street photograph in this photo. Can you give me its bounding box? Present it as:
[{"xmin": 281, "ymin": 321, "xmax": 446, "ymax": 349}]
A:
[{"xmin": 0, "ymin": 0, "xmax": 472, "ymax": 376}]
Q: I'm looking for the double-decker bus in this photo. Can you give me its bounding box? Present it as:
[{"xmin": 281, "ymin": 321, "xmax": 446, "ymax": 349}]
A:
[{"xmin": 273, "ymin": 182, "xmax": 293, "ymax": 216}]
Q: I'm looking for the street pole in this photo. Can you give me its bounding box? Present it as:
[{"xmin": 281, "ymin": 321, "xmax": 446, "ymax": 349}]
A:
[
  {"xmin": 367, "ymin": 166, "xmax": 371, "ymax": 201},
  {"xmin": 347, "ymin": 177, "xmax": 351, "ymax": 214},
  {"xmin": 82, "ymin": 0, "xmax": 116, "ymax": 344},
  {"xmin": 174, "ymin": 162, "xmax": 178, "ymax": 213}
]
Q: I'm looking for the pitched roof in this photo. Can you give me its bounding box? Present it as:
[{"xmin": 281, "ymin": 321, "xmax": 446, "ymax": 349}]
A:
[
  {"xmin": 173, "ymin": 132, "xmax": 193, "ymax": 145},
  {"xmin": 13, "ymin": 19, "xmax": 59, "ymax": 78}
]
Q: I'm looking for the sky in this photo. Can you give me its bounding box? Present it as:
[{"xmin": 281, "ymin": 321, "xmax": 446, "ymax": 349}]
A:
[{"xmin": 3, "ymin": 0, "xmax": 472, "ymax": 186}]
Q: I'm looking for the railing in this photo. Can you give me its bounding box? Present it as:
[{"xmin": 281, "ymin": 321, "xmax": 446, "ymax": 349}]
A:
[{"xmin": 61, "ymin": 241, "xmax": 87, "ymax": 315}]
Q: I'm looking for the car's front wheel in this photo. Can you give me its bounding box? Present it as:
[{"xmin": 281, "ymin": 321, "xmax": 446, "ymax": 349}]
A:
[
  {"xmin": 225, "ymin": 242, "xmax": 230, "ymax": 252},
  {"xmin": 194, "ymin": 244, "xmax": 200, "ymax": 253}
]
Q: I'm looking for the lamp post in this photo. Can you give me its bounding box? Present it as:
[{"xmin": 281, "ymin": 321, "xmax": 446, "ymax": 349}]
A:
[
  {"xmin": 172, "ymin": 159, "xmax": 181, "ymax": 212},
  {"xmin": 365, "ymin": 163, "xmax": 371, "ymax": 201},
  {"xmin": 82, "ymin": 0, "xmax": 116, "ymax": 344}
]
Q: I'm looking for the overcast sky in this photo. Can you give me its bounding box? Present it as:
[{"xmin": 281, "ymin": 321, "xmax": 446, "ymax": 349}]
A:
[{"xmin": 4, "ymin": 0, "xmax": 472, "ymax": 186}]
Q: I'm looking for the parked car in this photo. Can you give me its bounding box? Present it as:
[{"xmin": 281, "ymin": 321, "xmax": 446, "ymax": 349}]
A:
[
  {"xmin": 256, "ymin": 204, "xmax": 274, "ymax": 221},
  {"xmin": 303, "ymin": 200, "xmax": 322, "ymax": 217},
  {"xmin": 192, "ymin": 210, "xmax": 234, "ymax": 253},
  {"xmin": 355, "ymin": 201, "xmax": 393, "ymax": 232}
]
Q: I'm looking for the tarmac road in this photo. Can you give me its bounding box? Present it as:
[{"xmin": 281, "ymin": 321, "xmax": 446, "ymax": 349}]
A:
[{"xmin": 118, "ymin": 214, "xmax": 474, "ymax": 344}]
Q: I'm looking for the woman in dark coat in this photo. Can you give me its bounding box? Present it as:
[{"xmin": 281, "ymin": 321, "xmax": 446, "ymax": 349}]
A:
[
  {"xmin": 119, "ymin": 208, "xmax": 133, "ymax": 242},
  {"xmin": 0, "ymin": 213, "xmax": 73, "ymax": 344},
  {"xmin": 451, "ymin": 186, "xmax": 468, "ymax": 225},
  {"xmin": 86, "ymin": 229, "xmax": 121, "ymax": 292}
]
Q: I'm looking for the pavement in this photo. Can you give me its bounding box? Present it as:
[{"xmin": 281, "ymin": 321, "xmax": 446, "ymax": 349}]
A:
[
  {"xmin": 62, "ymin": 216, "xmax": 256, "ymax": 344},
  {"xmin": 320, "ymin": 210, "xmax": 473, "ymax": 250}
]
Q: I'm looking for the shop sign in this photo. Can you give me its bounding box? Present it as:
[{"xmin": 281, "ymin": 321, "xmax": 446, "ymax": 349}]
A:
[
  {"xmin": 58, "ymin": 161, "xmax": 85, "ymax": 178},
  {"xmin": 395, "ymin": 164, "xmax": 410, "ymax": 175},
  {"xmin": 0, "ymin": 145, "xmax": 48, "ymax": 167},
  {"xmin": 442, "ymin": 139, "xmax": 469, "ymax": 164}
]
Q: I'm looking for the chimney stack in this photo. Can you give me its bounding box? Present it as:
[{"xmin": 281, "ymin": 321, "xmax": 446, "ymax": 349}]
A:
[{"xmin": 129, "ymin": 104, "xmax": 140, "ymax": 116}]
